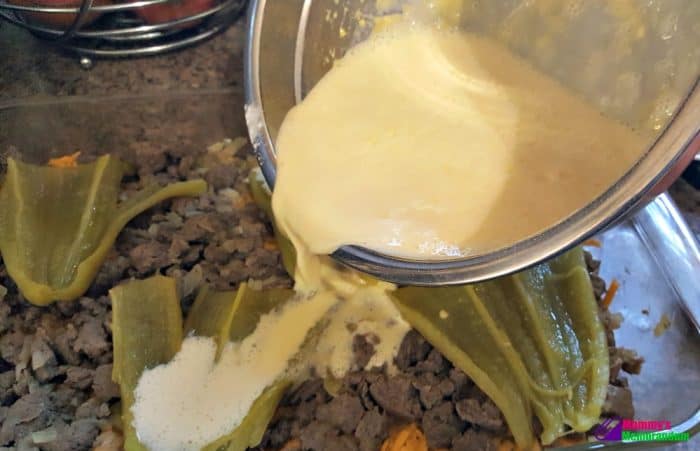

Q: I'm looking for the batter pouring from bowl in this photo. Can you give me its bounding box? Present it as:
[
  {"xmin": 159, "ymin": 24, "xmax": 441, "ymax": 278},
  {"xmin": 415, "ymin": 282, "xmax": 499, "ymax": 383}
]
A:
[{"xmin": 272, "ymin": 24, "xmax": 646, "ymax": 283}]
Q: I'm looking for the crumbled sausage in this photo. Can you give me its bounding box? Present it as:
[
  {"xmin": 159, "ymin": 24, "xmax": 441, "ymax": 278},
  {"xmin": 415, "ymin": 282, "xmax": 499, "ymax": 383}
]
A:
[{"xmin": 369, "ymin": 374, "xmax": 422, "ymax": 420}]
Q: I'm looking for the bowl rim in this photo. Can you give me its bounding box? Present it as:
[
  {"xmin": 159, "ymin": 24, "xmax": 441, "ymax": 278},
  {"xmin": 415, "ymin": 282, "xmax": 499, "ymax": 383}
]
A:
[{"xmin": 243, "ymin": 0, "xmax": 700, "ymax": 286}]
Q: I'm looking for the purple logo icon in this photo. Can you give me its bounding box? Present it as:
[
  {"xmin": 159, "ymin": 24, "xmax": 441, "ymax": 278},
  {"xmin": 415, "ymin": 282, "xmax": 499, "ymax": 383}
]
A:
[{"xmin": 593, "ymin": 417, "xmax": 623, "ymax": 441}]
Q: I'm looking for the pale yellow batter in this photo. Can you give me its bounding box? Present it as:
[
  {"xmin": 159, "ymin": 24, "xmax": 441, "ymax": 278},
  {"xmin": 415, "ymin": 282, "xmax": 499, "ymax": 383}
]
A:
[{"xmin": 273, "ymin": 26, "xmax": 644, "ymax": 260}]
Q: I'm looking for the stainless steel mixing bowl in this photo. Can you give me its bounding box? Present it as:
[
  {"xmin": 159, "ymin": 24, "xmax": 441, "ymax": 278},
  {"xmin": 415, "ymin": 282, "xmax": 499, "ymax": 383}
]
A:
[{"xmin": 244, "ymin": 0, "xmax": 700, "ymax": 286}]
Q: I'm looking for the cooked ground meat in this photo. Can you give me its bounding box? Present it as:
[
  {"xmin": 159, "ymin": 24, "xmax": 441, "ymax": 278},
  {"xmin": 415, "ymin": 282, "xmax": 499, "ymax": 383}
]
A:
[
  {"xmin": 603, "ymin": 385, "xmax": 635, "ymax": 419},
  {"xmin": 353, "ymin": 334, "xmax": 377, "ymax": 370},
  {"xmin": 253, "ymin": 335, "xmax": 505, "ymax": 451},
  {"xmin": 454, "ymin": 398, "xmax": 504, "ymax": 431}
]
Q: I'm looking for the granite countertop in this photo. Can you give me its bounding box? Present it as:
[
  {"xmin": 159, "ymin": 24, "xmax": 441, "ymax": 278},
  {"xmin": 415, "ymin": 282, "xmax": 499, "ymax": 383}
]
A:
[
  {"xmin": 1, "ymin": 13, "xmax": 699, "ymax": 450},
  {"xmin": 0, "ymin": 16, "xmax": 246, "ymax": 98}
]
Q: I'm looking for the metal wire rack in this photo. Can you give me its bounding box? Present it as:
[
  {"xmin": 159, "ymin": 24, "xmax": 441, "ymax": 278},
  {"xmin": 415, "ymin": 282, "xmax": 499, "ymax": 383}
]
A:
[{"xmin": 0, "ymin": 0, "xmax": 245, "ymax": 61}]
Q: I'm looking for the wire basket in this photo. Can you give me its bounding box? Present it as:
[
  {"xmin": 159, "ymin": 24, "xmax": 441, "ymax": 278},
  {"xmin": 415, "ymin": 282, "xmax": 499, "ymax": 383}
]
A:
[{"xmin": 0, "ymin": 0, "xmax": 245, "ymax": 59}]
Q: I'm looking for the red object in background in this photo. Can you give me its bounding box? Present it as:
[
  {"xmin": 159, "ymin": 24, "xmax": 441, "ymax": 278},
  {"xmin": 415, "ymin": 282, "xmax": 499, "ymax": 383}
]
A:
[
  {"xmin": 8, "ymin": 0, "xmax": 109, "ymax": 30},
  {"xmin": 135, "ymin": 0, "xmax": 217, "ymax": 29}
]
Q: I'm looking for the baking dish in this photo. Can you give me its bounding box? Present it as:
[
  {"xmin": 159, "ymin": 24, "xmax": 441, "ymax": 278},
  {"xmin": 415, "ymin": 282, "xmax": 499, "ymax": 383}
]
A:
[{"xmin": 1, "ymin": 88, "xmax": 698, "ymax": 449}]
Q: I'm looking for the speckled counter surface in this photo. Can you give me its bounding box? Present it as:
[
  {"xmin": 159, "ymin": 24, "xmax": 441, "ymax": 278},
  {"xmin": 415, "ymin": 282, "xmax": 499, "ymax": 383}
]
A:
[
  {"xmin": 0, "ymin": 17, "xmax": 246, "ymax": 98},
  {"xmin": 1, "ymin": 16, "xmax": 699, "ymax": 451}
]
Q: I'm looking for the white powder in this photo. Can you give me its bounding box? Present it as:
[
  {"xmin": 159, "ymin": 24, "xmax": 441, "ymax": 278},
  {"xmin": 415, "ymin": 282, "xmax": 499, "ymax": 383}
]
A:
[{"xmin": 131, "ymin": 293, "xmax": 337, "ymax": 451}]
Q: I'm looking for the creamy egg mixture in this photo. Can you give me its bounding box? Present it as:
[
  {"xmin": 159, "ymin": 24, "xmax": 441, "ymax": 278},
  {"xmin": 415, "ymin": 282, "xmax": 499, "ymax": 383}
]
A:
[
  {"xmin": 273, "ymin": 26, "xmax": 644, "ymax": 260},
  {"xmin": 131, "ymin": 19, "xmax": 644, "ymax": 451}
]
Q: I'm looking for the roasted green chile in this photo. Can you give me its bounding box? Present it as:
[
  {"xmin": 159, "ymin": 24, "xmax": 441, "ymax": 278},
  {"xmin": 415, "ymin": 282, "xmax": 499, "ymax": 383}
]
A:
[
  {"xmin": 0, "ymin": 156, "xmax": 206, "ymax": 305},
  {"xmin": 112, "ymin": 276, "xmax": 294, "ymax": 451},
  {"xmin": 392, "ymin": 248, "xmax": 608, "ymax": 448},
  {"xmin": 111, "ymin": 276, "xmax": 183, "ymax": 451},
  {"xmin": 188, "ymin": 283, "xmax": 294, "ymax": 451}
]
